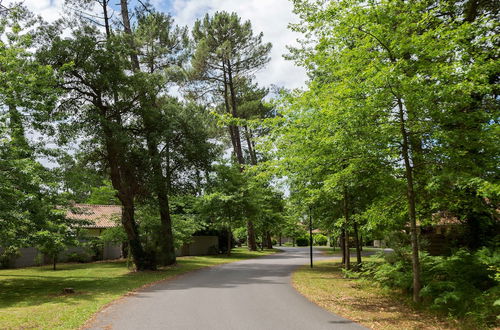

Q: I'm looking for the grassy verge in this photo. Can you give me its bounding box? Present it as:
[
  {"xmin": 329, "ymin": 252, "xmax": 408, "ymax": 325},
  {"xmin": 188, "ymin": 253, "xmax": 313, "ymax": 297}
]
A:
[
  {"xmin": 0, "ymin": 248, "xmax": 277, "ymax": 329},
  {"xmin": 292, "ymin": 258, "xmax": 460, "ymax": 330}
]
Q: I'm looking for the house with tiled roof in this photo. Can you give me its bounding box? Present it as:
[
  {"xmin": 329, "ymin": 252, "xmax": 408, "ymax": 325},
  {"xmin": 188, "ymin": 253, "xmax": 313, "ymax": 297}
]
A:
[
  {"xmin": 67, "ymin": 204, "xmax": 122, "ymax": 232},
  {"xmin": 67, "ymin": 204, "xmax": 219, "ymax": 258},
  {"xmin": 2, "ymin": 203, "xmax": 219, "ymax": 268},
  {"xmin": 66, "ymin": 204, "xmax": 123, "ymax": 260},
  {"xmin": 1, "ymin": 204, "xmax": 123, "ymax": 268}
]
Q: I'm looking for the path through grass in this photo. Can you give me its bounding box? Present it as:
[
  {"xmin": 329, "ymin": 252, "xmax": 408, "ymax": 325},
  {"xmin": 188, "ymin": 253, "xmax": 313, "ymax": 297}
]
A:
[{"xmin": 0, "ymin": 248, "xmax": 277, "ymax": 329}]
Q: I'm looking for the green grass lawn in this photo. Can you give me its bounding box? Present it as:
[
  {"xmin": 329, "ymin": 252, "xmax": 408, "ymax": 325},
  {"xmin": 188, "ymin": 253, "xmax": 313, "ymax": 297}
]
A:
[
  {"xmin": 0, "ymin": 248, "xmax": 277, "ymax": 329},
  {"xmin": 292, "ymin": 258, "xmax": 459, "ymax": 330}
]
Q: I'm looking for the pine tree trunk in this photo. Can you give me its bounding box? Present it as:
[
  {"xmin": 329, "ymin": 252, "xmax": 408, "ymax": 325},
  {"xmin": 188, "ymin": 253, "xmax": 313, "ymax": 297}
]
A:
[
  {"xmin": 101, "ymin": 0, "xmax": 111, "ymax": 37},
  {"xmin": 226, "ymin": 60, "xmax": 257, "ymax": 251},
  {"xmin": 143, "ymin": 112, "xmax": 176, "ymax": 265},
  {"xmin": 244, "ymin": 126, "xmax": 257, "ymax": 165},
  {"xmin": 396, "ymin": 97, "xmax": 421, "ymax": 303},
  {"xmin": 226, "ymin": 62, "xmax": 245, "ymax": 165},
  {"xmin": 344, "ymin": 228, "xmax": 350, "ymax": 270},
  {"xmin": 222, "ymin": 62, "xmax": 241, "ymax": 162}
]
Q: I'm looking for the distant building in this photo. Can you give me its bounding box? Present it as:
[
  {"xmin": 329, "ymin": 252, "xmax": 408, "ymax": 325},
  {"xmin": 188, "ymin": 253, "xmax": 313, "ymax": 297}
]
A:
[
  {"xmin": 419, "ymin": 212, "xmax": 463, "ymax": 256},
  {"xmin": 1, "ymin": 204, "xmax": 218, "ymax": 268},
  {"xmin": 67, "ymin": 204, "xmax": 123, "ymax": 260}
]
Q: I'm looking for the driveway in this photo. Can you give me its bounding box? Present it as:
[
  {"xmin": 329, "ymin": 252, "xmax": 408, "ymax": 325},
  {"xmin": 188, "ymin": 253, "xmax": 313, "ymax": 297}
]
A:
[{"xmin": 86, "ymin": 247, "xmax": 365, "ymax": 329}]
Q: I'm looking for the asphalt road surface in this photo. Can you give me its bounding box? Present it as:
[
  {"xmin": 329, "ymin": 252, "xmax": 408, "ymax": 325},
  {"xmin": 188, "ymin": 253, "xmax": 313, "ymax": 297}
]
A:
[{"xmin": 86, "ymin": 247, "xmax": 365, "ymax": 330}]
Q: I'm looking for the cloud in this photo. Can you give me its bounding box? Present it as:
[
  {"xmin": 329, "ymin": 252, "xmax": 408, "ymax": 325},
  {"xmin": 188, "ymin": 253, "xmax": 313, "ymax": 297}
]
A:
[
  {"xmin": 169, "ymin": 0, "xmax": 306, "ymax": 89},
  {"xmin": 8, "ymin": 0, "xmax": 65, "ymax": 22},
  {"xmin": 8, "ymin": 0, "xmax": 307, "ymax": 90}
]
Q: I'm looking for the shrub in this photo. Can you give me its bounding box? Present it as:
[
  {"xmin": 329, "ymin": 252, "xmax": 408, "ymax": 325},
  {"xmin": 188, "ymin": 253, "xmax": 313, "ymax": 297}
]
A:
[
  {"xmin": 420, "ymin": 248, "xmax": 499, "ymax": 325},
  {"xmin": 362, "ymin": 247, "xmax": 500, "ymax": 326},
  {"xmin": 66, "ymin": 252, "xmax": 90, "ymax": 263},
  {"xmin": 296, "ymin": 236, "xmax": 309, "ymax": 246},
  {"xmin": 34, "ymin": 253, "xmax": 44, "ymax": 266},
  {"xmin": 0, "ymin": 247, "xmax": 19, "ymax": 269},
  {"xmin": 314, "ymin": 234, "xmax": 328, "ymax": 246}
]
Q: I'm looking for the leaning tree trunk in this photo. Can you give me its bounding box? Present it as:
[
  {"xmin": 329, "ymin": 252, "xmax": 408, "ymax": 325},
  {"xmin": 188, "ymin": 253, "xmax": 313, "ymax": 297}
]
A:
[
  {"xmin": 101, "ymin": 106, "xmax": 152, "ymax": 270},
  {"xmin": 97, "ymin": 0, "xmax": 154, "ymax": 271},
  {"xmin": 222, "ymin": 62, "xmax": 241, "ymax": 163},
  {"xmin": 396, "ymin": 97, "xmax": 421, "ymax": 303},
  {"xmin": 120, "ymin": 0, "xmax": 176, "ymax": 266}
]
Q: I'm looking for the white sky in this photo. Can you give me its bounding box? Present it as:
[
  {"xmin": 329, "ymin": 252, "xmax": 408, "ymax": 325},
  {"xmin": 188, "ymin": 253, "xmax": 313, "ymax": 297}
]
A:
[{"xmin": 8, "ymin": 0, "xmax": 307, "ymax": 90}]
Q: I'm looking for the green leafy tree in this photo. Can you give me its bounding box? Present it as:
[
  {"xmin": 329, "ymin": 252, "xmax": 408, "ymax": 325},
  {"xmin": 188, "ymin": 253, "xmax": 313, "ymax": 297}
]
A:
[
  {"xmin": 0, "ymin": 5, "xmax": 74, "ymax": 267},
  {"xmin": 286, "ymin": 0, "xmax": 499, "ymax": 302},
  {"xmin": 86, "ymin": 180, "xmax": 119, "ymax": 205},
  {"xmin": 199, "ymin": 163, "xmax": 253, "ymax": 255},
  {"xmin": 33, "ymin": 221, "xmax": 79, "ymax": 270}
]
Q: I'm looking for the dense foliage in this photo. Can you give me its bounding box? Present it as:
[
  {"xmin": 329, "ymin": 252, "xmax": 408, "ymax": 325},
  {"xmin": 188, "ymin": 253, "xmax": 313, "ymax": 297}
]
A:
[
  {"xmin": 359, "ymin": 248, "xmax": 499, "ymax": 326},
  {"xmin": 260, "ymin": 0, "xmax": 499, "ymax": 304},
  {"xmin": 0, "ymin": 0, "xmax": 498, "ymax": 324},
  {"xmin": 0, "ymin": 1, "xmax": 281, "ymax": 270}
]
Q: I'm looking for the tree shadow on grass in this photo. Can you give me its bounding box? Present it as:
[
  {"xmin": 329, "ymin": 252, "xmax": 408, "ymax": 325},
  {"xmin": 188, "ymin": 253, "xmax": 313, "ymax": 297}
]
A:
[
  {"xmin": 0, "ymin": 249, "xmax": 314, "ymax": 309},
  {"xmin": 0, "ymin": 255, "xmax": 285, "ymax": 309},
  {"xmin": 0, "ymin": 263, "xmax": 178, "ymax": 309}
]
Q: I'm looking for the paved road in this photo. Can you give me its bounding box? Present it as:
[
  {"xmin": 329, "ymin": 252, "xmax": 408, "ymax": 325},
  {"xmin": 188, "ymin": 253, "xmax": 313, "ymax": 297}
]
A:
[{"xmin": 87, "ymin": 247, "xmax": 365, "ymax": 330}]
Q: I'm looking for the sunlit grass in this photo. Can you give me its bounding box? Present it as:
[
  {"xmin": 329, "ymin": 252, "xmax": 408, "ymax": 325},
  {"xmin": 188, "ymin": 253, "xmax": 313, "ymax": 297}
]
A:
[
  {"xmin": 292, "ymin": 258, "xmax": 459, "ymax": 330},
  {"xmin": 0, "ymin": 248, "xmax": 277, "ymax": 329}
]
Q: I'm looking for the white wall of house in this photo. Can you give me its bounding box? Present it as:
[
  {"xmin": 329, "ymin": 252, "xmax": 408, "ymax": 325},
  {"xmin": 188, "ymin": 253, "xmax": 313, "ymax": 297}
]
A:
[
  {"xmin": 176, "ymin": 236, "xmax": 219, "ymax": 257},
  {"xmin": 103, "ymin": 242, "xmax": 122, "ymax": 259},
  {"xmin": 0, "ymin": 243, "xmax": 123, "ymax": 269},
  {"xmin": 0, "ymin": 247, "xmax": 41, "ymax": 268},
  {"xmin": 2, "ymin": 235, "xmax": 219, "ymax": 268}
]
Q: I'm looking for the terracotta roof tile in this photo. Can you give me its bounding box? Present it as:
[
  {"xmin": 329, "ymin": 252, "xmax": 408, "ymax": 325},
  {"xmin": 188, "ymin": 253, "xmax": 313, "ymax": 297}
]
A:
[{"xmin": 67, "ymin": 204, "xmax": 121, "ymax": 228}]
